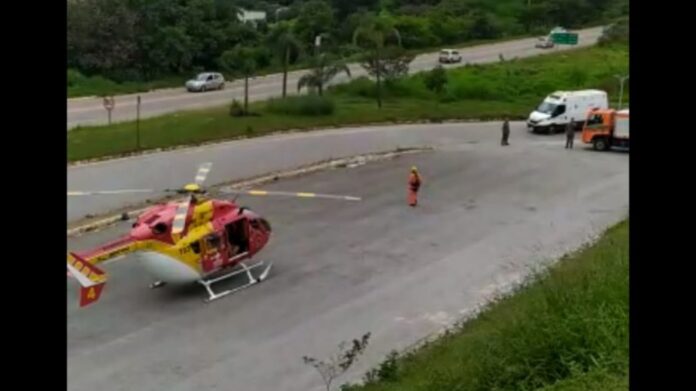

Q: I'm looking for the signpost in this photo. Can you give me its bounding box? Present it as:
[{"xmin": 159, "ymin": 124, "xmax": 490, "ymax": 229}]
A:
[
  {"xmin": 102, "ymin": 96, "xmax": 115, "ymax": 125},
  {"xmin": 136, "ymin": 95, "xmax": 141, "ymax": 150},
  {"xmin": 615, "ymin": 74, "xmax": 629, "ymax": 109}
]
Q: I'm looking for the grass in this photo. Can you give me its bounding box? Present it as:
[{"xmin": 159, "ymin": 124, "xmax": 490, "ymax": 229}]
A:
[
  {"xmin": 332, "ymin": 43, "xmax": 629, "ymax": 104},
  {"xmin": 67, "ymin": 70, "xmax": 187, "ymax": 98},
  {"xmin": 342, "ymin": 220, "xmax": 629, "ymax": 391},
  {"xmin": 68, "ymin": 97, "xmax": 527, "ymax": 161},
  {"xmin": 67, "ymin": 43, "xmax": 628, "ymax": 162}
]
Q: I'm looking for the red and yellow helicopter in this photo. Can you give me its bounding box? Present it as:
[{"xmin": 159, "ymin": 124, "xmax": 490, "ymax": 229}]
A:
[{"xmin": 67, "ymin": 163, "xmax": 361, "ymax": 307}]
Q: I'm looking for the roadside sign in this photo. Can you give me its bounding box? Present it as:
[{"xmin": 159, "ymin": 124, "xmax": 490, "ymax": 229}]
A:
[
  {"xmin": 551, "ymin": 32, "xmax": 578, "ymax": 45},
  {"xmin": 102, "ymin": 96, "xmax": 115, "ymax": 124},
  {"xmin": 102, "ymin": 96, "xmax": 115, "ymax": 111}
]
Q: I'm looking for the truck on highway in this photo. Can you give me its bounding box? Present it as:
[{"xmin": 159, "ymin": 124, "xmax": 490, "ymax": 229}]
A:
[
  {"xmin": 527, "ymin": 90, "xmax": 608, "ymax": 134},
  {"xmin": 581, "ymin": 108, "xmax": 629, "ymax": 151}
]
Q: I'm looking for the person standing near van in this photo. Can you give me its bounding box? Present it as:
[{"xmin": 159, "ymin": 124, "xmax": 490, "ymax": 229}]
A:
[
  {"xmin": 565, "ymin": 119, "xmax": 575, "ymax": 149},
  {"xmin": 501, "ymin": 119, "xmax": 510, "ymax": 146}
]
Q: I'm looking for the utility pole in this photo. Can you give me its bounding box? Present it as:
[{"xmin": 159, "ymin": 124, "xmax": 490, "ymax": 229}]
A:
[{"xmin": 614, "ymin": 74, "xmax": 629, "ymax": 109}]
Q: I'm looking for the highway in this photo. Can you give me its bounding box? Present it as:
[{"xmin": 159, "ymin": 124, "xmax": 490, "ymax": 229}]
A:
[
  {"xmin": 68, "ymin": 123, "xmax": 628, "ymax": 391},
  {"xmin": 67, "ymin": 27, "xmax": 603, "ymax": 128}
]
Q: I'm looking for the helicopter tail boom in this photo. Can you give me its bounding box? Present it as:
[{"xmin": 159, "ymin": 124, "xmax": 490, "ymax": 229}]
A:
[{"xmin": 67, "ymin": 253, "xmax": 107, "ymax": 307}]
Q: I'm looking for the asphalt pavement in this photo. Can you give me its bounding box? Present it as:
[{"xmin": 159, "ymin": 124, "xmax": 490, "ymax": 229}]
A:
[{"xmin": 68, "ymin": 125, "xmax": 628, "ymax": 391}]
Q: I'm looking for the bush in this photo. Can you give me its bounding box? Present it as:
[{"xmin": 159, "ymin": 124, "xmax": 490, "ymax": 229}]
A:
[
  {"xmin": 599, "ymin": 17, "xmax": 629, "ymax": 46},
  {"xmin": 424, "ymin": 66, "xmax": 448, "ymax": 95},
  {"xmin": 67, "ymin": 68, "xmax": 86, "ymax": 87},
  {"xmin": 393, "ymin": 15, "xmax": 441, "ymax": 49},
  {"xmin": 331, "ymin": 77, "xmax": 376, "ymax": 98},
  {"xmin": 229, "ymin": 100, "xmax": 246, "ymax": 117},
  {"xmin": 265, "ymin": 95, "xmax": 335, "ymax": 116},
  {"xmin": 428, "ymin": 15, "xmax": 473, "ymax": 44}
]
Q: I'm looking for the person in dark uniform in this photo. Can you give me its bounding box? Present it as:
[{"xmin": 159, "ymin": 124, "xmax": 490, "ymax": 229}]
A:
[
  {"xmin": 501, "ymin": 119, "xmax": 510, "ymax": 146},
  {"xmin": 565, "ymin": 119, "xmax": 575, "ymax": 149}
]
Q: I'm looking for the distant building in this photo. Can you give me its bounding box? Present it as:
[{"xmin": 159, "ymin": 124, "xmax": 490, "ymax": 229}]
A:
[{"xmin": 237, "ymin": 9, "xmax": 267, "ymax": 27}]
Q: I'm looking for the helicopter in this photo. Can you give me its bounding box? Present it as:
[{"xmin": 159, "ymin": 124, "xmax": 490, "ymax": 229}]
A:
[{"xmin": 67, "ymin": 162, "xmax": 361, "ymax": 307}]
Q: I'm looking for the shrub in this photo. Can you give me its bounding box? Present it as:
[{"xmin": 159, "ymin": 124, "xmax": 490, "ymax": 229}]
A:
[
  {"xmin": 229, "ymin": 100, "xmax": 246, "ymax": 117},
  {"xmin": 266, "ymin": 94, "xmax": 335, "ymax": 116},
  {"xmin": 67, "ymin": 69, "xmax": 86, "ymax": 87}
]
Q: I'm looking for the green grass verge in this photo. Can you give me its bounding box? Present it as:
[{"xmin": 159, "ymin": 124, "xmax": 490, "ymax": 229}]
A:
[
  {"xmin": 68, "ymin": 98, "xmax": 528, "ymax": 161},
  {"xmin": 68, "ymin": 43, "xmax": 628, "ymax": 162},
  {"xmin": 67, "ymin": 73, "xmax": 188, "ymax": 98},
  {"xmin": 342, "ymin": 220, "xmax": 628, "ymax": 391}
]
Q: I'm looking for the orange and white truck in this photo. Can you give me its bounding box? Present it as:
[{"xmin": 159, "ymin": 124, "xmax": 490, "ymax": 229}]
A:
[{"xmin": 581, "ymin": 108, "xmax": 629, "ymax": 151}]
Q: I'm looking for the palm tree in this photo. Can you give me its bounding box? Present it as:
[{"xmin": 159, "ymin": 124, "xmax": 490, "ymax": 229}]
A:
[
  {"xmin": 219, "ymin": 46, "xmax": 259, "ymax": 114},
  {"xmin": 353, "ymin": 15, "xmax": 401, "ymax": 108},
  {"xmin": 268, "ymin": 22, "xmax": 302, "ymax": 98},
  {"xmin": 297, "ymin": 53, "xmax": 351, "ymax": 96}
]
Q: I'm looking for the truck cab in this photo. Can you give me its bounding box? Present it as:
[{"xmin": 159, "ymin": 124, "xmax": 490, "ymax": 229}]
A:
[{"xmin": 581, "ymin": 109, "xmax": 629, "ymax": 151}]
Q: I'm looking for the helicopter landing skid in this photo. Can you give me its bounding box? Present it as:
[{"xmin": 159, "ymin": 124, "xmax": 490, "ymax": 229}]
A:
[{"xmin": 198, "ymin": 260, "xmax": 273, "ymax": 303}]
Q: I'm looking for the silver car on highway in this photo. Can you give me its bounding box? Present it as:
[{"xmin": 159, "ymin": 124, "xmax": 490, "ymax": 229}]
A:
[{"xmin": 186, "ymin": 72, "xmax": 225, "ymax": 92}]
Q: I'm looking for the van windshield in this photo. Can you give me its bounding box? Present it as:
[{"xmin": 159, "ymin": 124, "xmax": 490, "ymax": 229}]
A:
[{"xmin": 537, "ymin": 102, "xmax": 558, "ymax": 114}]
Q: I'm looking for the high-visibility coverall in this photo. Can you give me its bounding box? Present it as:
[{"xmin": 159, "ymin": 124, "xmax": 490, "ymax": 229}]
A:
[{"xmin": 408, "ymin": 170, "xmax": 422, "ymax": 206}]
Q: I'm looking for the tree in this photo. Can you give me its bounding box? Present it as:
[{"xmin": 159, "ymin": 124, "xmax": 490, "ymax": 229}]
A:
[
  {"xmin": 298, "ymin": 53, "xmax": 352, "ymax": 96},
  {"xmin": 361, "ymin": 46, "xmax": 414, "ymax": 82},
  {"xmin": 303, "ymin": 333, "xmax": 371, "ymax": 391},
  {"xmin": 268, "ymin": 22, "xmax": 302, "ymax": 98},
  {"xmin": 424, "ymin": 65, "xmax": 448, "ymax": 95},
  {"xmin": 469, "ymin": 11, "xmax": 501, "ymax": 40},
  {"xmin": 393, "ymin": 15, "xmax": 440, "ymax": 49},
  {"xmin": 331, "ymin": 0, "xmax": 381, "ymax": 21},
  {"xmin": 353, "ymin": 14, "xmax": 402, "ymax": 108},
  {"xmin": 219, "ymin": 46, "xmax": 259, "ymax": 114},
  {"xmin": 67, "ymin": 0, "xmax": 139, "ymax": 78},
  {"xmin": 294, "ymin": 0, "xmax": 335, "ymax": 52}
]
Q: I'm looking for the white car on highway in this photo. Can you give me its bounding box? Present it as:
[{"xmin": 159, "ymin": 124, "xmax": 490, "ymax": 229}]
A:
[
  {"xmin": 186, "ymin": 72, "xmax": 225, "ymax": 92},
  {"xmin": 535, "ymin": 36, "xmax": 555, "ymax": 49},
  {"xmin": 439, "ymin": 49, "xmax": 462, "ymax": 64}
]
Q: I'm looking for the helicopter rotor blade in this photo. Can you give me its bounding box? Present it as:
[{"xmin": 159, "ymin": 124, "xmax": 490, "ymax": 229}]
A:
[
  {"xmin": 171, "ymin": 194, "xmax": 193, "ymax": 235},
  {"xmin": 194, "ymin": 162, "xmax": 213, "ymax": 185},
  {"xmin": 218, "ymin": 188, "xmax": 361, "ymax": 202},
  {"xmin": 68, "ymin": 189, "xmax": 156, "ymax": 196}
]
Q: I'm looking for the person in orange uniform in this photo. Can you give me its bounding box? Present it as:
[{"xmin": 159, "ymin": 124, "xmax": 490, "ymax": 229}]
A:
[{"xmin": 408, "ymin": 166, "xmax": 422, "ymax": 207}]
